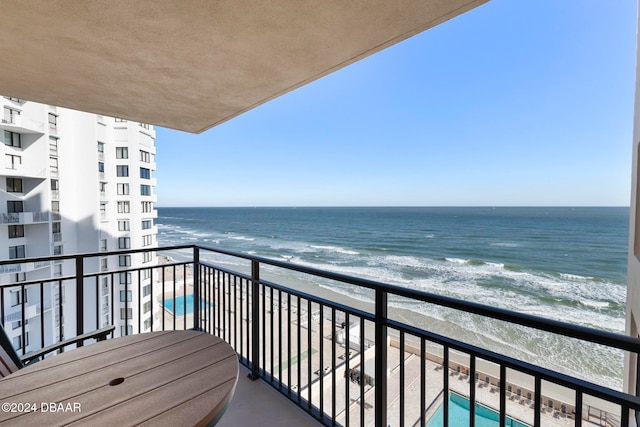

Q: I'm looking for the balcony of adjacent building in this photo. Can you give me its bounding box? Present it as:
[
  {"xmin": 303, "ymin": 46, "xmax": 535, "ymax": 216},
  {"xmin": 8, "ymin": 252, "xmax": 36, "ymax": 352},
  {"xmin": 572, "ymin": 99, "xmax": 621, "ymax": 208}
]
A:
[
  {"xmin": 0, "ymin": 211, "xmax": 50, "ymax": 226},
  {"xmin": 0, "ymin": 245, "xmax": 637, "ymax": 427},
  {"xmin": 0, "ymin": 109, "xmax": 45, "ymax": 134}
]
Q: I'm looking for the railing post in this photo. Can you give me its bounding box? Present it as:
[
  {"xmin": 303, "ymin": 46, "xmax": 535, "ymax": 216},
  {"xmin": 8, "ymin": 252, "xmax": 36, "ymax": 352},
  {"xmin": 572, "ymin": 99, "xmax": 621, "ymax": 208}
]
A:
[
  {"xmin": 375, "ymin": 288, "xmax": 387, "ymax": 427},
  {"xmin": 193, "ymin": 246, "xmax": 200, "ymax": 331},
  {"xmin": 75, "ymin": 255, "xmax": 84, "ymax": 345},
  {"xmin": 248, "ymin": 259, "xmax": 260, "ymax": 380}
]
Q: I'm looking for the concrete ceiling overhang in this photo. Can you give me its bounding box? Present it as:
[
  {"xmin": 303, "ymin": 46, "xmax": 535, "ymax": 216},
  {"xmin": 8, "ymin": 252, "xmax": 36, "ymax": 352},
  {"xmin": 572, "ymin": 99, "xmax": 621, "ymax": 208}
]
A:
[{"xmin": 0, "ymin": 0, "xmax": 487, "ymax": 134}]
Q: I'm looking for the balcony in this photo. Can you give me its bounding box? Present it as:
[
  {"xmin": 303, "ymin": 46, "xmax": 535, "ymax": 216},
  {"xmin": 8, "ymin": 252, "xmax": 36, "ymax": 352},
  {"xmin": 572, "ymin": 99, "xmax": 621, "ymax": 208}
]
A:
[
  {"xmin": 0, "ymin": 245, "xmax": 638, "ymax": 427},
  {"xmin": 0, "ymin": 114, "xmax": 45, "ymax": 134},
  {"xmin": 0, "ymin": 212, "xmax": 50, "ymax": 225}
]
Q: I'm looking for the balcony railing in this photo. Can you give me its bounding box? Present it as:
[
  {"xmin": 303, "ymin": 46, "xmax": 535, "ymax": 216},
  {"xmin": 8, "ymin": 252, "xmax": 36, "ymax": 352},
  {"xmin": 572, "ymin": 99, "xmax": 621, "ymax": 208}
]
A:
[
  {"xmin": 0, "ymin": 212, "xmax": 50, "ymax": 225},
  {"xmin": 0, "ymin": 245, "xmax": 638, "ymax": 427}
]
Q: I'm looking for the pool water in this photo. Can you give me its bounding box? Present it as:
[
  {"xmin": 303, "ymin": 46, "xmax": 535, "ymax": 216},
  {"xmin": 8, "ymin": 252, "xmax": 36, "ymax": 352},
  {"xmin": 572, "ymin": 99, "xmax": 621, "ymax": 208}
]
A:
[
  {"xmin": 163, "ymin": 294, "xmax": 211, "ymax": 316},
  {"xmin": 426, "ymin": 392, "xmax": 529, "ymax": 427}
]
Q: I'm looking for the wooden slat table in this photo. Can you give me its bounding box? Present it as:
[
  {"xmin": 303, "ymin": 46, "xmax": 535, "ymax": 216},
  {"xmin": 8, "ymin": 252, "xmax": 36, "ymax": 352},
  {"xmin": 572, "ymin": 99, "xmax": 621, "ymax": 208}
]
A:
[{"xmin": 0, "ymin": 330, "xmax": 238, "ymax": 426}]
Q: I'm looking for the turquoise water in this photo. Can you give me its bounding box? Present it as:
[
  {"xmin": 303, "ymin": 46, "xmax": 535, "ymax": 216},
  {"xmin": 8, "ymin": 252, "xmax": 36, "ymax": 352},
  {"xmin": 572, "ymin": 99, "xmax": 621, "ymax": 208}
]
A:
[
  {"xmin": 163, "ymin": 294, "xmax": 210, "ymax": 315},
  {"xmin": 427, "ymin": 393, "xmax": 529, "ymax": 427}
]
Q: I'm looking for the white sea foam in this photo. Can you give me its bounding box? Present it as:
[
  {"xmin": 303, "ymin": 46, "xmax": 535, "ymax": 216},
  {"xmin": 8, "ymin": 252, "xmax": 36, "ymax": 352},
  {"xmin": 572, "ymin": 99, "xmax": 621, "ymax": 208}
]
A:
[
  {"xmin": 485, "ymin": 262, "xmax": 505, "ymax": 268},
  {"xmin": 560, "ymin": 272, "xmax": 593, "ymax": 281},
  {"xmin": 580, "ymin": 300, "xmax": 610, "ymax": 309},
  {"xmin": 310, "ymin": 245, "xmax": 360, "ymax": 255},
  {"xmin": 445, "ymin": 258, "xmax": 470, "ymax": 264},
  {"xmin": 233, "ymin": 236, "xmax": 255, "ymax": 241},
  {"xmin": 490, "ymin": 242, "xmax": 521, "ymax": 248}
]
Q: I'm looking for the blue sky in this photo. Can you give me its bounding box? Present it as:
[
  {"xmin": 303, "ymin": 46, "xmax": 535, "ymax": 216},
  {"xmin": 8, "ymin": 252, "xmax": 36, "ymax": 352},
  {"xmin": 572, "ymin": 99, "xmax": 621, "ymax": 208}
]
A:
[{"xmin": 155, "ymin": 1, "xmax": 637, "ymax": 207}]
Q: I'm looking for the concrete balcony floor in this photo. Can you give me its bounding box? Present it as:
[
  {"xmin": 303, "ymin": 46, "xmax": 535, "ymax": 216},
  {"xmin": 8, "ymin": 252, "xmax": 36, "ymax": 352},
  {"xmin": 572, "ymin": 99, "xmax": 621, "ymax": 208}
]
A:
[{"xmin": 218, "ymin": 365, "xmax": 322, "ymax": 427}]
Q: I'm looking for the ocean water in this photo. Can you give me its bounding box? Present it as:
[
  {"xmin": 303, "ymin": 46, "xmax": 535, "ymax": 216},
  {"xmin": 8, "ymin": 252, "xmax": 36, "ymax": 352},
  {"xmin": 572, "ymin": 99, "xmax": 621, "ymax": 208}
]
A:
[{"xmin": 156, "ymin": 206, "xmax": 628, "ymax": 389}]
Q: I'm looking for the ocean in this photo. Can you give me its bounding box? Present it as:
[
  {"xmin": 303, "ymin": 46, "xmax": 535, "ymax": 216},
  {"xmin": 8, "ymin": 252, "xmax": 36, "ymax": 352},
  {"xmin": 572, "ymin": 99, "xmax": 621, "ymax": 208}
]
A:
[{"xmin": 156, "ymin": 206, "xmax": 629, "ymax": 389}]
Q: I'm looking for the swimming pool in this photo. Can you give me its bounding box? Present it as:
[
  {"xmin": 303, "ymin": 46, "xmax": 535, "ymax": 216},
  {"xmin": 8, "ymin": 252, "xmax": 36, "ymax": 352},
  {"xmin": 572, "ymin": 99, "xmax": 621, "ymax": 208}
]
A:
[
  {"xmin": 163, "ymin": 294, "xmax": 211, "ymax": 316},
  {"xmin": 426, "ymin": 392, "xmax": 529, "ymax": 427}
]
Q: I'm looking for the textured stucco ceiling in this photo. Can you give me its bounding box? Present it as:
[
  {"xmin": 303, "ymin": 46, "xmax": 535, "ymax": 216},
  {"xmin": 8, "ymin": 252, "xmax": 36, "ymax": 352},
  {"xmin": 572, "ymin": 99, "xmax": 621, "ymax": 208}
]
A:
[{"xmin": 0, "ymin": 0, "xmax": 488, "ymax": 133}]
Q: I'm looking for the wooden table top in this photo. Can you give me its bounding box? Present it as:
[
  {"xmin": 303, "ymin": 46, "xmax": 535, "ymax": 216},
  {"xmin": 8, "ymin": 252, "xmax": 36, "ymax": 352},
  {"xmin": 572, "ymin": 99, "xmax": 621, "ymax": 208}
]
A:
[{"xmin": 0, "ymin": 330, "xmax": 238, "ymax": 426}]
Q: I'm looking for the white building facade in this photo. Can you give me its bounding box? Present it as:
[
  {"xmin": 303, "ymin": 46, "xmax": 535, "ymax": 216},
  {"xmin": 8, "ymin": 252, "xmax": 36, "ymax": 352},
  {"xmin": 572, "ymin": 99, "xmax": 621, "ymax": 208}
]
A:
[{"xmin": 0, "ymin": 96, "xmax": 157, "ymax": 353}]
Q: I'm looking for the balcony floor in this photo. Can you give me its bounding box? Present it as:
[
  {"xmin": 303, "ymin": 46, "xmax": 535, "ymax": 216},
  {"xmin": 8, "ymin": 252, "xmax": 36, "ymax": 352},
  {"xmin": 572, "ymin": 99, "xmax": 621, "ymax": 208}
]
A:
[{"xmin": 218, "ymin": 364, "xmax": 322, "ymax": 427}]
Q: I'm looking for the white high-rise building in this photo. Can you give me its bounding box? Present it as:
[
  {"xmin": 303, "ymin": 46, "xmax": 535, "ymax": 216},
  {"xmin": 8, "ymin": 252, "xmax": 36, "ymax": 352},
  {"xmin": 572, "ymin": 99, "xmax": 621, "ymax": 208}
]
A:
[{"xmin": 0, "ymin": 96, "xmax": 157, "ymax": 352}]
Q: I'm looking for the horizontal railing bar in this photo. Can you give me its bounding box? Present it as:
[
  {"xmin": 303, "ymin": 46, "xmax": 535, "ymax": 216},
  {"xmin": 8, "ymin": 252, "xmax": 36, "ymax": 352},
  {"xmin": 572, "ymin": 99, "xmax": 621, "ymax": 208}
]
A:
[
  {"xmin": 388, "ymin": 318, "xmax": 640, "ymax": 410},
  {"xmin": 0, "ymin": 260, "xmax": 194, "ymax": 290},
  {"xmin": 0, "ymin": 245, "xmax": 196, "ymax": 266}
]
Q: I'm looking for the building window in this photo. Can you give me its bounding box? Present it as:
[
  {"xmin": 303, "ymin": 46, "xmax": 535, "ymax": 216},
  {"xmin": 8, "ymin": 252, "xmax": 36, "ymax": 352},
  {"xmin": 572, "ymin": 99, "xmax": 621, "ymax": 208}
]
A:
[
  {"xmin": 7, "ymin": 201, "xmax": 23, "ymax": 213},
  {"xmin": 144, "ymin": 318, "xmax": 151, "ymax": 330},
  {"xmin": 140, "ymin": 150, "xmax": 150, "ymax": 163},
  {"xmin": 52, "ymin": 222, "xmax": 61, "ymax": 233},
  {"xmin": 140, "ymin": 184, "xmax": 151, "ymax": 196},
  {"xmin": 97, "ymin": 141, "xmax": 104, "ymax": 153},
  {"xmin": 116, "ymin": 165, "xmax": 129, "ymax": 177},
  {"xmin": 142, "ymin": 269, "xmax": 150, "ymax": 280},
  {"xmin": 9, "ymin": 245, "xmax": 25, "ymax": 259},
  {"xmin": 3, "ymin": 107, "xmax": 20, "ymax": 124},
  {"xmin": 143, "ymin": 301, "xmax": 151, "ymax": 313},
  {"xmin": 12, "ymin": 320, "xmax": 25, "ymax": 330},
  {"xmin": 143, "ymin": 284, "xmax": 151, "ymax": 297},
  {"xmin": 118, "ymin": 220, "xmax": 130, "ymax": 231},
  {"xmin": 50, "ymin": 157, "xmax": 58, "ymax": 177},
  {"xmin": 100, "ymin": 239, "xmax": 107, "ymax": 251},
  {"xmin": 118, "ymin": 237, "xmax": 131, "ymax": 249},
  {"xmin": 51, "ymin": 179, "xmax": 59, "ymax": 191},
  {"xmin": 98, "ymin": 162, "xmax": 104, "ymax": 172},
  {"xmin": 49, "ymin": 136, "xmax": 58, "ymax": 156},
  {"xmin": 117, "ymin": 183, "xmax": 129, "ymax": 195},
  {"xmin": 141, "ymin": 202, "xmax": 152, "ymax": 213},
  {"xmin": 116, "ymin": 147, "xmax": 128, "ymax": 159},
  {"xmin": 6, "ymin": 178, "xmax": 22, "ymax": 193},
  {"xmin": 3, "ymin": 130, "xmax": 21, "ymax": 148},
  {"xmin": 119, "ymin": 255, "xmax": 131, "ymax": 267},
  {"xmin": 13, "ymin": 273, "xmax": 26, "ymax": 282},
  {"xmin": 99, "ymin": 181, "xmax": 106, "ymax": 194},
  {"xmin": 8, "ymin": 225, "xmax": 24, "ymax": 239},
  {"xmin": 140, "ymin": 168, "xmax": 151, "ymax": 179},
  {"xmin": 117, "ymin": 201, "xmax": 130, "ymax": 213},
  {"xmin": 100, "ymin": 203, "xmax": 106, "ymax": 220},
  {"xmin": 53, "ymin": 245, "xmax": 63, "ymax": 256},
  {"xmin": 120, "ymin": 308, "xmax": 132, "ymax": 320},
  {"xmin": 12, "ymin": 334, "xmax": 29, "ymax": 351},
  {"xmin": 101, "ymin": 258, "xmax": 108, "ymax": 271},
  {"xmin": 115, "ymin": 118, "xmax": 127, "ymax": 123},
  {"xmin": 48, "ymin": 113, "xmax": 57, "ymax": 129},
  {"xmin": 141, "ymin": 220, "xmax": 152, "ymax": 230},
  {"xmin": 10, "ymin": 290, "xmax": 22, "ymax": 307},
  {"xmin": 119, "ymin": 272, "xmax": 132, "ymax": 284},
  {"xmin": 51, "ymin": 201, "xmax": 60, "ymax": 213},
  {"xmin": 121, "ymin": 325, "xmax": 133, "ymax": 336},
  {"xmin": 5, "ymin": 154, "xmax": 21, "ymax": 169},
  {"xmin": 143, "ymin": 252, "xmax": 152, "ymax": 263},
  {"xmin": 120, "ymin": 290, "xmax": 132, "ymax": 302},
  {"xmin": 142, "ymin": 235, "xmax": 152, "ymax": 247}
]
